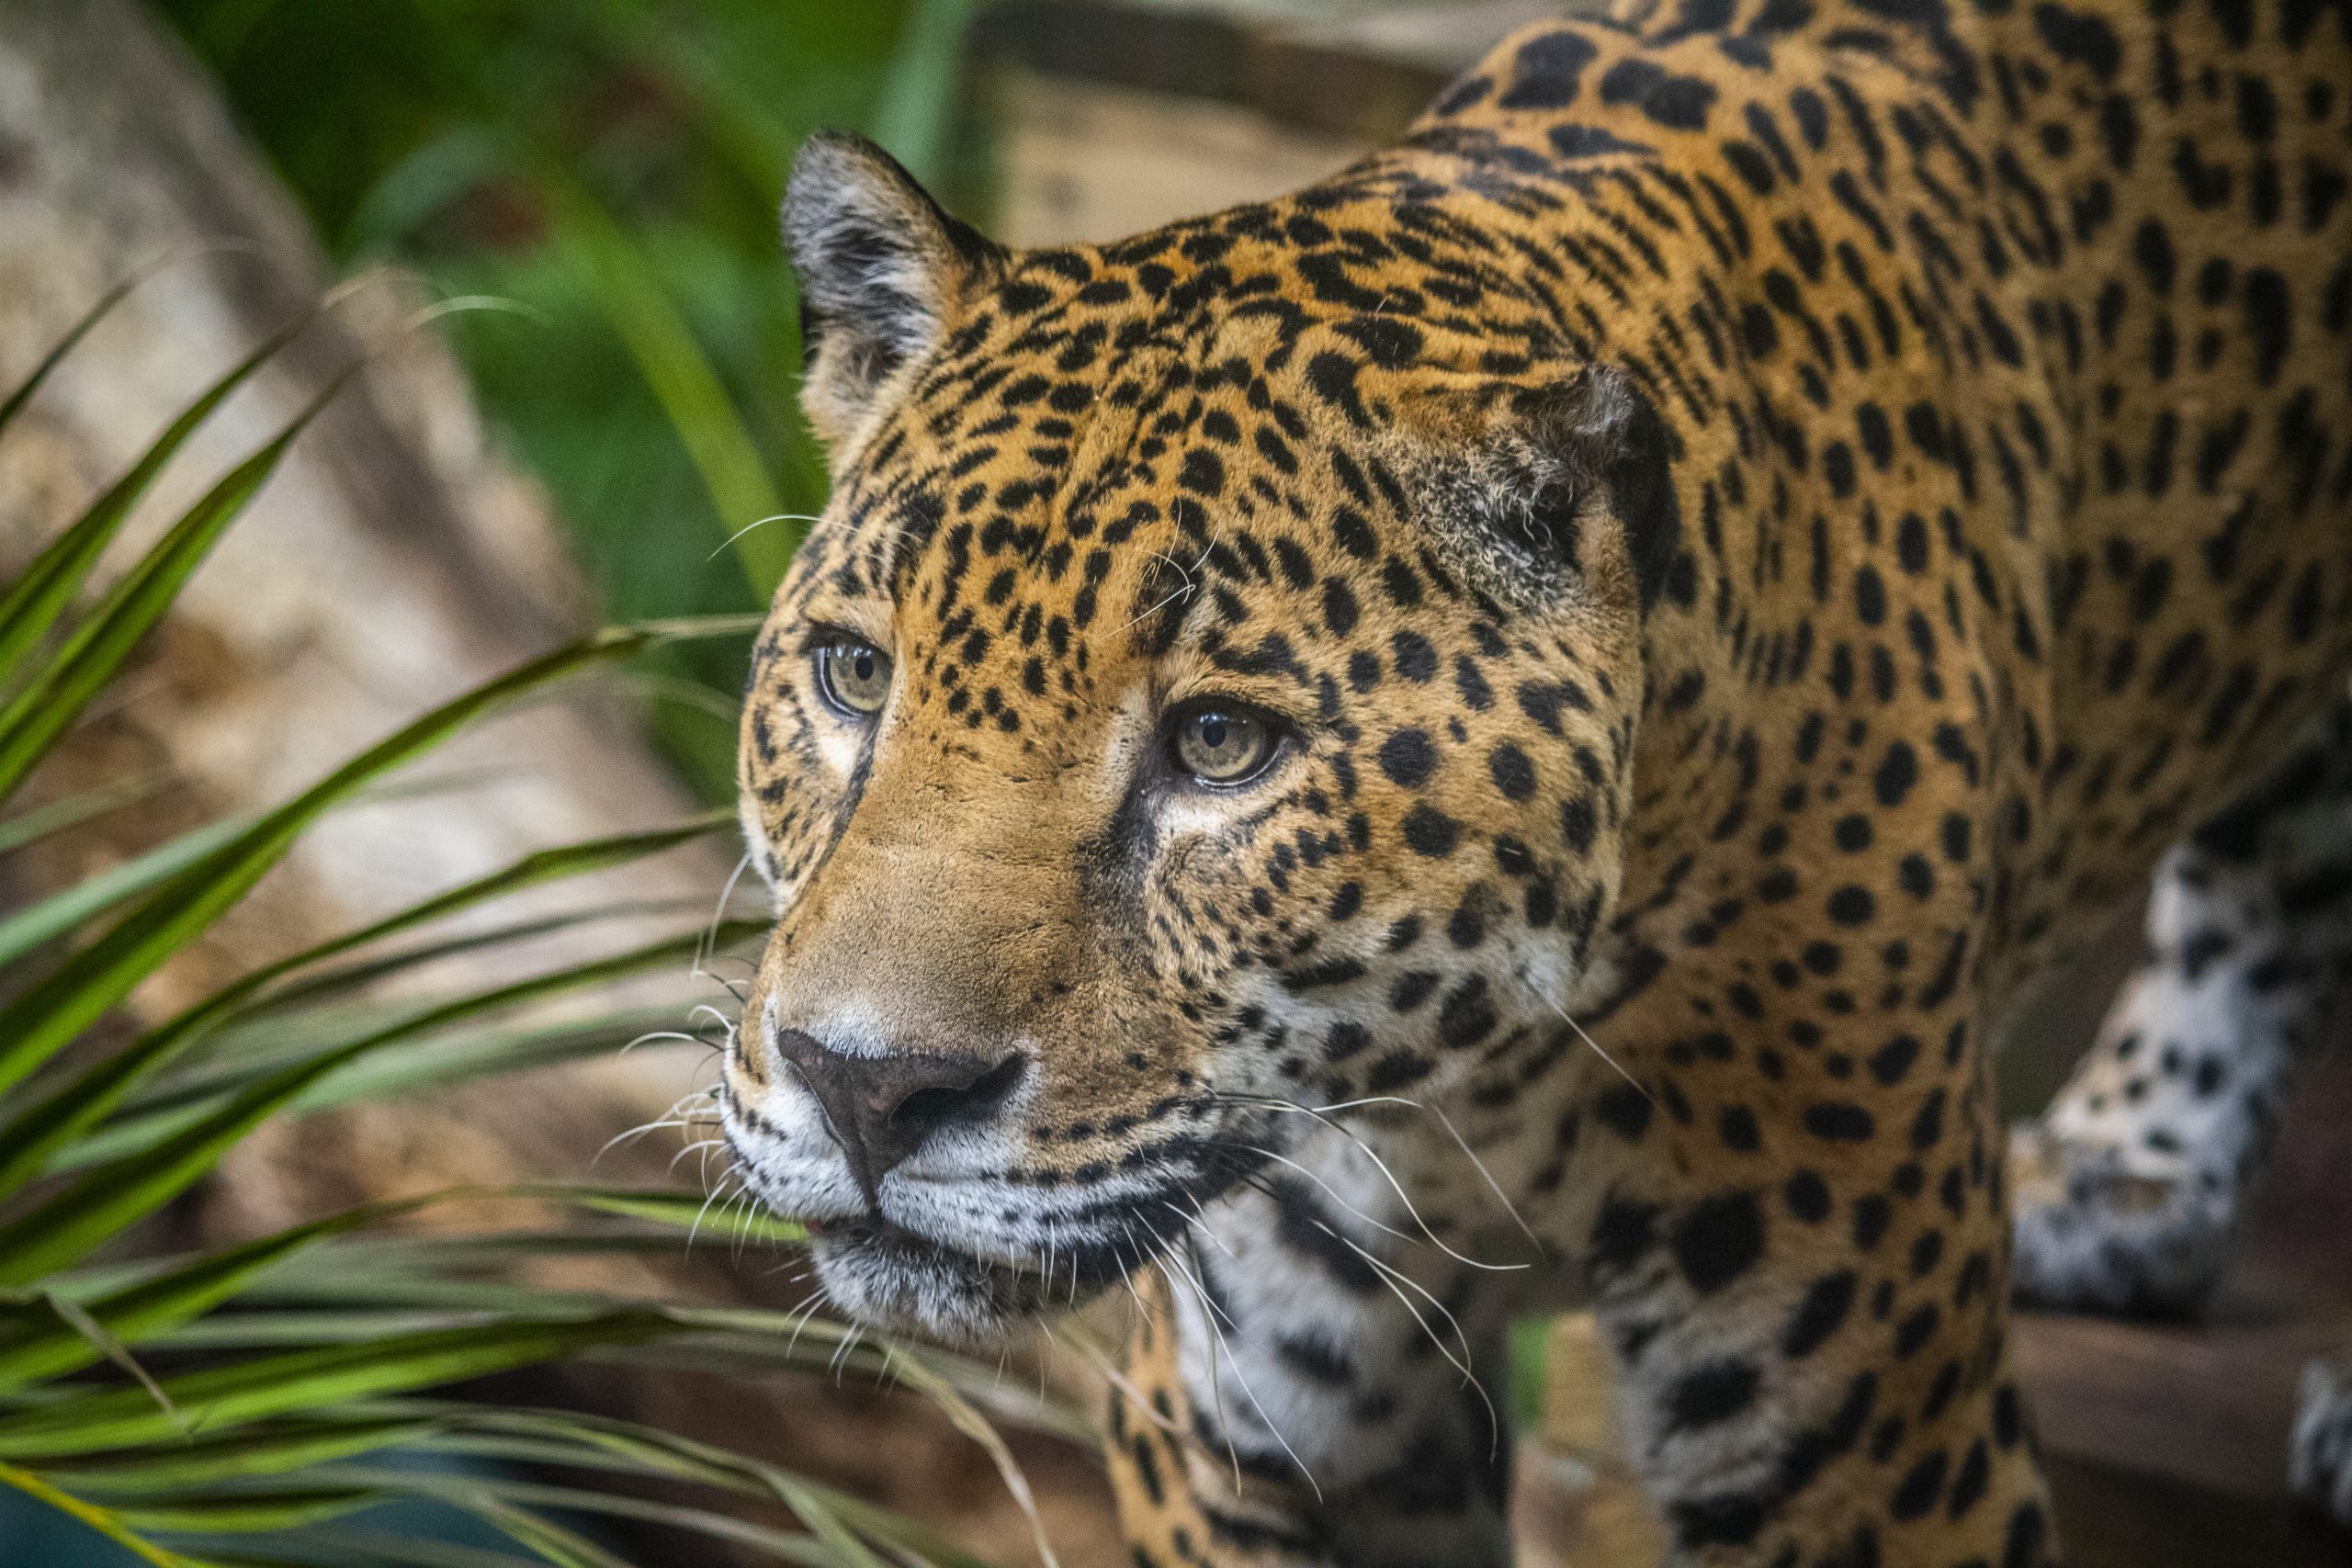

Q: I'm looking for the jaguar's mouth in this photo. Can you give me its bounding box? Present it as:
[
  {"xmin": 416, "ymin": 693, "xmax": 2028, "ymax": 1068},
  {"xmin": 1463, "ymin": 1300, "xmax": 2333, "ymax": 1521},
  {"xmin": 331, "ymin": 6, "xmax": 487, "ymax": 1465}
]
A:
[{"xmin": 802, "ymin": 1214, "xmax": 1148, "ymax": 1346}]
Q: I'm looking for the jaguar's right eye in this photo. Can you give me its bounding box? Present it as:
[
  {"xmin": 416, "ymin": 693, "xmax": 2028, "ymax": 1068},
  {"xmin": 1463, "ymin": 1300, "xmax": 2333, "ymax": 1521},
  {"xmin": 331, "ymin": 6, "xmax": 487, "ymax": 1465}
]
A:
[
  {"xmin": 1166, "ymin": 699, "xmax": 1284, "ymax": 788},
  {"xmin": 814, "ymin": 634, "xmax": 893, "ymax": 718}
]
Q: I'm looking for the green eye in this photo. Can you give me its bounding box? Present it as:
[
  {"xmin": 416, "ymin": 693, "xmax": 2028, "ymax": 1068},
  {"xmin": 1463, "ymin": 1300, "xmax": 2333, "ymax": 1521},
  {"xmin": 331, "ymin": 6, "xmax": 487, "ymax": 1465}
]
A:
[
  {"xmin": 1170, "ymin": 703, "xmax": 1280, "ymax": 786},
  {"xmin": 815, "ymin": 635, "xmax": 892, "ymax": 716}
]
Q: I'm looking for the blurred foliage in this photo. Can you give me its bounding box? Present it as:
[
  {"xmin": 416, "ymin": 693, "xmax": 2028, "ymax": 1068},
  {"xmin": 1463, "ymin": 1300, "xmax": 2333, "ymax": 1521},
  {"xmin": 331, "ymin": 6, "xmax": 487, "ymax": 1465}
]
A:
[
  {"xmin": 0, "ymin": 275, "xmax": 1067, "ymax": 1566},
  {"xmin": 151, "ymin": 0, "xmax": 992, "ymax": 797}
]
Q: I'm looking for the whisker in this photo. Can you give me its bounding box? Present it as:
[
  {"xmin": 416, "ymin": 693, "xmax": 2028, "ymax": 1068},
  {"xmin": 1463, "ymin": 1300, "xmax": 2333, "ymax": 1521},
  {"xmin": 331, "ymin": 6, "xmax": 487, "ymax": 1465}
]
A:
[
  {"xmin": 1423, "ymin": 1100, "xmax": 1545, "ymax": 1257},
  {"xmin": 1316, "ymin": 1220, "xmax": 1502, "ymax": 1460},
  {"xmin": 1208, "ymin": 1094, "xmax": 1529, "ymax": 1271},
  {"xmin": 1167, "ymin": 1236, "xmax": 1321, "ymax": 1503},
  {"xmin": 1158, "ymin": 1244, "xmax": 1242, "ymax": 1495},
  {"xmin": 1163, "ymin": 1199, "xmax": 1236, "ymax": 1260},
  {"xmin": 707, "ymin": 513, "xmax": 825, "ymax": 563},
  {"xmin": 1539, "ymin": 991, "xmax": 1652, "ymax": 1102}
]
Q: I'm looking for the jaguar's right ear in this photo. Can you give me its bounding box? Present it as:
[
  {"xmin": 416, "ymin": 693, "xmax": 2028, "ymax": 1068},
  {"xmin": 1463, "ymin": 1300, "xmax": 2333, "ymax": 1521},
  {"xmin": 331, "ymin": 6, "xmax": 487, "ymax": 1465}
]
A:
[{"xmin": 782, "ymin": 130, "xmax": 1005, "ymax": 456}]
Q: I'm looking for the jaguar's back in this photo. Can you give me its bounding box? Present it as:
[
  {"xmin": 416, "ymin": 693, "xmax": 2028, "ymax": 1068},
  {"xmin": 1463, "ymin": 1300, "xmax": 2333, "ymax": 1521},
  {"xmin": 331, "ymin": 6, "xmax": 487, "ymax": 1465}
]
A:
[{"xmin": 1411, "ymin": 0, "xmax": 2352, "ymax": 990}]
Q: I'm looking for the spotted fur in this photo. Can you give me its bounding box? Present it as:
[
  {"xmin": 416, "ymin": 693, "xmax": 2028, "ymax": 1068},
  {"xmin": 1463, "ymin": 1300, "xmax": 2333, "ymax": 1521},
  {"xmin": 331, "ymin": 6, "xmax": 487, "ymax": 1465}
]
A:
[{"xmin": 720, "ymin": 3, "xmax": 2352, "ymax": 1562}]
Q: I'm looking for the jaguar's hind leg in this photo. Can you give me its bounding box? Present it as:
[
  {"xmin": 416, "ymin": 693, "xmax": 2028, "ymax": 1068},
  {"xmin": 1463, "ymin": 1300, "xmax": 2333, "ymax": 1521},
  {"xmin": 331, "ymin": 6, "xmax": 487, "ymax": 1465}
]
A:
[{"xmin": 2012, "ymin": 698, "xmax": 2352, "ymax": 1316}]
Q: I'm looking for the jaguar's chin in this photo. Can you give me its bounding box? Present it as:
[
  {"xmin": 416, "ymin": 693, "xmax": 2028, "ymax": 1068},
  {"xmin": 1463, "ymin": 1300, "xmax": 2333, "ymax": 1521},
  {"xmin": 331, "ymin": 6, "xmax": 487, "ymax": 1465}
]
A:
[{"xmin": 804, "ymin": 1217, "xmax": 1127, "ymax": 1346}]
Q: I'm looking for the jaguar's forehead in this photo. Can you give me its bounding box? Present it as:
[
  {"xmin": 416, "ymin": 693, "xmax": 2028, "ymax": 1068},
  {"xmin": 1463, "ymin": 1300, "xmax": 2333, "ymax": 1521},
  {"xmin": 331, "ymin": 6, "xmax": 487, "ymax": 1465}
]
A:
[
  {"xmin": 793, "ymin": 253, "xmax": 1476, "ymax": 680},
  {"xmin": 800, "ymin": 228, "xmax": 1569, "ymax": 615}
]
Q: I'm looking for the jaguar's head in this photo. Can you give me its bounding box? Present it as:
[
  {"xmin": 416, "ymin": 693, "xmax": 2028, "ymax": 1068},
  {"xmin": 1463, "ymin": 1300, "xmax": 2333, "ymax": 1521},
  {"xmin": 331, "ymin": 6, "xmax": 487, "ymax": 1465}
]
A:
[{"xmin": 721, "ymin": 132, "xmax": 1679, "ymax": 1342}]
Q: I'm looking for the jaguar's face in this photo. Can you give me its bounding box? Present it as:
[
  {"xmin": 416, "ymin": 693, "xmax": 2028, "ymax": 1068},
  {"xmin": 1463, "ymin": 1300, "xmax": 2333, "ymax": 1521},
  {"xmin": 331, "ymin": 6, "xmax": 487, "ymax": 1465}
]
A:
[{"xmin": 719, "ymin": 133, "xmax": 1677, "ymax": 1343}]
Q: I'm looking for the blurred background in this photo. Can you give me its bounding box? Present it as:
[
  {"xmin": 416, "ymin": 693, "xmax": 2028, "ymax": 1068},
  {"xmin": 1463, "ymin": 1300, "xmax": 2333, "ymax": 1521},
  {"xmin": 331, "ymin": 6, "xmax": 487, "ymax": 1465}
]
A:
[{"xmin": 5, "ymin": 2, "xmax": 2351, "ymax": 1564}]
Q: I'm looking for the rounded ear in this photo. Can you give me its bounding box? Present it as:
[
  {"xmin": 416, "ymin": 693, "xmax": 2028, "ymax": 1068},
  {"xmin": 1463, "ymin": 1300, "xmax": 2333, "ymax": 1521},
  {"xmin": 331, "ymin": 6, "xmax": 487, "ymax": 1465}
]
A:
[
  {"xmin": 782, "ymin": 130, "xmax": 1005, "ymax": 455},
  {"xmin": 1404, "ymin": 368, "xmax": 1683, "ymax": 615}
]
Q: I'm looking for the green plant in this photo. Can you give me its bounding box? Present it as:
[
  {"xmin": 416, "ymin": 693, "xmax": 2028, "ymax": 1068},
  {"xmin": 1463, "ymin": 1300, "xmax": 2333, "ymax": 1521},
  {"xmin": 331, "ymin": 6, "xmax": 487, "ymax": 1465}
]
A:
[
  {"xmin": 153, "ymin": 0, "xmax": 989, "ymax": 798},
  {"xmin": 0, "ymin": 279, "xmax": 1073, "ymax": 1565}
]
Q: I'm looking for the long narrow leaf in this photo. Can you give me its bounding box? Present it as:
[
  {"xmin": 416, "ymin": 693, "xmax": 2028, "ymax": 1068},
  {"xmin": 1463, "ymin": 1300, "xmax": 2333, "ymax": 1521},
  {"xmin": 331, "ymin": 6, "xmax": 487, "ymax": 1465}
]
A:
[
  {"xmin": 0, "ymin": 626, "xmax": 659, "ymax": 1103},
  {"xmin": 0, "ymin": 319, "xmax": 304, "ymax": 695},
  {"xmin": 548, "ymin": 179, "xmax": 793, "ymax": 593},
  {"xmin": 113, "ymin": 1484, "xmax": 382, "ymax": 1534},
  {"xmin": 0, "ymin": 265, "xmax": 153, "ymax": 435},
  {"xmin": 0, "ymin": 931, "xmax": 725, "ymax": 1280},
  {"xmin": 433, "ymin": 1406, "xmax": 992, "ymax": 1568},
  {"xmin": 869, "ymin": 0, "xmax": 980, "ymax": 188},
  {"xmin": 316, "ymin": 1466, "xmax": 842, "ymax": 1568},
  {"xmin": 444, "ymin": 1501, "xmax": 637, "ymax": 1568},
  {"xmin": 28, "ymin": 1417, "xmax": 441, "ymax": 1492},
  {"xmin": 0, "ymin": 1312, "xmax": 679, "ymax": 1458},
  {"xmin": 230, "ymin": 899, "xmax": 707, "ymax": 1021},
  {"xmin": 0, "ymin": 770, "xmax": 168, "ymax": 855},
  {"xmin": 0, "ymin": 361, "xmax": 342, "ymax": 801},
  {"xmin": 0, "ymin": 813, "xmax": 725, "ymax": 1196},
  {"xmin": 192, "ymin": 1528, "xmax": 544, "ymax": 1568},
  {"xmin": 0, "ymin": 814, "xmax": 246, "ymax": 969},
  {"xmin": 0, "ymin": 1459, "xmax": 210, "ymax": 1568},
  {"xmin": 0, "ymin": 1201, "xmax": 435, "ymax": 1391}
]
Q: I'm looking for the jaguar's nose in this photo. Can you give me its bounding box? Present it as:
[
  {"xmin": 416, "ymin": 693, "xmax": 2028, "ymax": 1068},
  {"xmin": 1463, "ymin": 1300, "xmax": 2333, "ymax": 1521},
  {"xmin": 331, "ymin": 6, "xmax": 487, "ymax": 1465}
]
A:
[{"xmin": 773, "ymin": 1028, "xmax": 1026, "ymax": 1207}]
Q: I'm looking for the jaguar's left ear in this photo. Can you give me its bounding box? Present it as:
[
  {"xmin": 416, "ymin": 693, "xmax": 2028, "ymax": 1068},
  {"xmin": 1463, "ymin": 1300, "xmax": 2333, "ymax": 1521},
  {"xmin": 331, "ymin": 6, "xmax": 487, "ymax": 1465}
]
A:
[
  {"xmin": 1412, "ymin": 368, "xmax": 1682, "ymax": 614},
  {"xmin": 783, "ymin": 130, "xmax": 1007, "ymax": 455}
]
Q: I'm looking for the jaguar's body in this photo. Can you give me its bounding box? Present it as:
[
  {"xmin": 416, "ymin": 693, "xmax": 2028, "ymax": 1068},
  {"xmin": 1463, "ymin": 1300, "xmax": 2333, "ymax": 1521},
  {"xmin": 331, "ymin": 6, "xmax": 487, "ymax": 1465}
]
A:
[{"xmin": 718, "ymin": 1, "xmax": 2352, "ymax": 1562}]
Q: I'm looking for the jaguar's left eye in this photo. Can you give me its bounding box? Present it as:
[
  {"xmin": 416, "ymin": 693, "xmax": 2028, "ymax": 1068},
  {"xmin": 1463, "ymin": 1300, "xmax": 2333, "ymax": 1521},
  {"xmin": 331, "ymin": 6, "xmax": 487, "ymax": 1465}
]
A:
[
  {"xmin": 814, "ymin": 634, "xmax": 892, "ymax": 717},
  {"xmin": 1168, "ymin": 701, "xmax": 1282, "ymax": 787}
]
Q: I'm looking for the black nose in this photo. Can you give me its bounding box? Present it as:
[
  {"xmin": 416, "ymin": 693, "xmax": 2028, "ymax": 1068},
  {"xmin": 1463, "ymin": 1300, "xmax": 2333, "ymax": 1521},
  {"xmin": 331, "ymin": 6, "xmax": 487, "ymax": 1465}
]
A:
[{"xmin": 773, "ymin": 1029, "xmax": 1025, "ymax": 1208}]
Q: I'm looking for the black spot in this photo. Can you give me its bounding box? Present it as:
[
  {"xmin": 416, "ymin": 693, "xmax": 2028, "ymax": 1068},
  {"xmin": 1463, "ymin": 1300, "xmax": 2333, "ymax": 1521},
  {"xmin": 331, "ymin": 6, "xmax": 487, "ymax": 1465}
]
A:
[
  {"xmin": 1950, "ymin": 1438, "xmax": 1991, "ymax": 1520},
  {"xmin": 2030, "ymin": 4, "xmax": 2120, "ymax": 77},
  {"xmin": 1487, "ymin": 741, "xmax": 1538, "ymax": 801},
  {"xmin": 1275, "ymin": 1332, "xmax": 1355, "ymax": 1387},
  {"xmin": 1785, "ymin": 1169, "xmax": 1832, "ymax": 1223},
  {"xmin": 1665, "ymin": 1359, "xmax": 1761, "ymax": 1431},
  {"xmin": 1378, "ymin": 728, "xmax": 1437, "ymax": 788},
  {"xmin": 1268, "ymin": 1181, "xmax": 1384, "ymax": 1292},
  {"xmin": 1600, "ymin": 57, "xmax": 1717, "ymax": 130},
  {"xmin": 1892, "ymin": 1449, "xmax": 1948, "ymax": 1519},
  {"xmin": 1498, "ymin": 28, "xmax": 1599, "ymax": 110},
  {"xmin": 1336, "ymin": 316, "xmax": 1425, "ymax": 368},
  {"xmin": 1782, "ymin": 1270, "xmax": 1858, "ymax": 1357},
  {"xmin": 1595, "ymin": 1082, "xmax": 1654, "ymax": 1141},
  {"xmin": 1179, "ymin": 448, "xmax": 1225, "ymax": 496},
  {"xmin": 1590, "ymin": 1193, "xmax": 1660, "ymax": 1273},
  {"xmin": 1828, "ymin": 886, "xmax": 1877, "ymax": 925},
  {"xmin": 1869, "ymin": 1034, "xmax": 1920, "ymax": 1085},
  {"xmin": 1874, "ymin": 741, "xmax": 1919, "ymax": 806},
  {"xmin": 1852, "ymin": 1193, "xmax": 1892, "ymax": 1249},
  {"xmin": 1672, "ymin": 1191, "xmax": 1765, "ymax": 1293},
  {"xmin": 2243, "ymin": 267, "xmax": 2291, "ymax": 385},
  {"xmin": 2004, "ymin": 1503, "xmax": 2047, "ymax": 1568},
  {"xmin": 1389, "ymin": 970, "xmax": 1440, "ymax": 1013},
  {"xmin": 1322, "ymin": 577, "xmax": 1361, "ymax": 636},
  {"xmin": 1437, "ymin": 976, "xmax": 1498, "ymax": 1047},
  {"xmin": 1550, "ymin": 124, "xmax": 1658, "ymax": 158},
  {"xmin": 1403, "ymin": 804, "xmax": 1461, "ymax": 856},
  {"xmin": 1391, "ymin": 631, "xmax": 1439, "ymax": 681},
  {"xmin": 1561, "ymin": 795, "xmax": 1599, "ymax": 854},
  {"xmin": 1806, "ymin": 1102, "xmax": 1875, "ymax": 1140},
  {"xmin": 1894, "ymin": 1302, "xmax": 1940, "ymax": 1357}
]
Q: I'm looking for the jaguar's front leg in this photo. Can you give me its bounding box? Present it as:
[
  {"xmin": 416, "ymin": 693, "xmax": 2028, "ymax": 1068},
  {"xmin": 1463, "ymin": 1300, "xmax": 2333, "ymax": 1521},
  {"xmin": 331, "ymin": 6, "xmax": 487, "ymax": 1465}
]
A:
[
  {"xmin": 1570, "ymin": 924, "xmax": 2059, "ymax": 1568},
  {"xmin": 1106, "ymin": 1154, "xmax": 1530, "ymax": 1568}
]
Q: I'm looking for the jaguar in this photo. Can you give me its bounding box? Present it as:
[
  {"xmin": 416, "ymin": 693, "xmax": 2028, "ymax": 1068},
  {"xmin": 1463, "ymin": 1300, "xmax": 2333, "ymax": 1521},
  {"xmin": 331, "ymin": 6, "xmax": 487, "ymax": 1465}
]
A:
[{"xmin": 717, "ymin": 0, "xmax": 2352, "ymax": 1561}]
